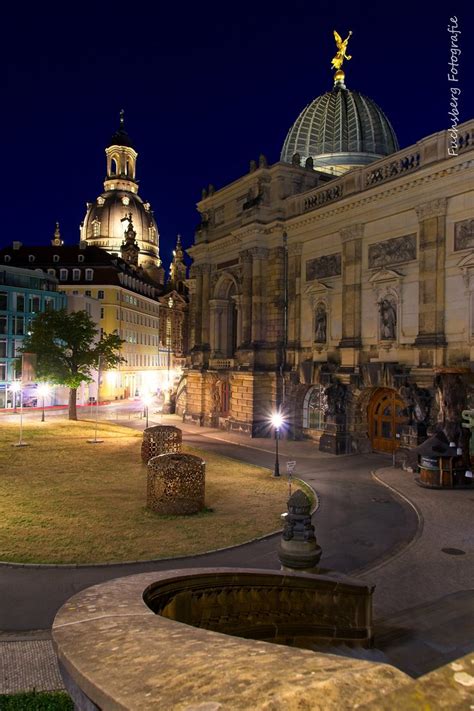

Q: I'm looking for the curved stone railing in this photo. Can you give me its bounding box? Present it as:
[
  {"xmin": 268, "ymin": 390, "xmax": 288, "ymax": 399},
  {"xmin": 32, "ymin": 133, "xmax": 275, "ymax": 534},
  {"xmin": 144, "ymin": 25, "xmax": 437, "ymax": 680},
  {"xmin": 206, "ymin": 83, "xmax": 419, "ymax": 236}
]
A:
[
  {"xmin": 145, "ymin": 569, "xmax": 372, "ymax": 647},
  {"xmin": 53, "ymin": 568, "xmax": 411, "ymax": 710}
]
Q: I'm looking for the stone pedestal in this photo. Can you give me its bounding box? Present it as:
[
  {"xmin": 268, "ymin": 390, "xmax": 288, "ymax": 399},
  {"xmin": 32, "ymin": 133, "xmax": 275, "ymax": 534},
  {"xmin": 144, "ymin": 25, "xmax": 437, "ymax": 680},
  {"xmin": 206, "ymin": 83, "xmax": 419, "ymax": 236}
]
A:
[
  {"xmin": 278, "ymin": 490, "xmax": 321, "ymax": 573},
  {"xmin": 319, "ymin": 419, "xmax": 352, "ymax": 455}
]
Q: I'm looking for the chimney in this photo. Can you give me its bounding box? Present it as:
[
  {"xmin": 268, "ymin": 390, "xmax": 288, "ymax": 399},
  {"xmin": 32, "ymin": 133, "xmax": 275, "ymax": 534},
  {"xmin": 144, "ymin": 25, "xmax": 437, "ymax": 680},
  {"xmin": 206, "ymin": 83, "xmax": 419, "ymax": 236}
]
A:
[{"xmin": 12, "ymin": 241, "xmax": 22, "ymax": 250}]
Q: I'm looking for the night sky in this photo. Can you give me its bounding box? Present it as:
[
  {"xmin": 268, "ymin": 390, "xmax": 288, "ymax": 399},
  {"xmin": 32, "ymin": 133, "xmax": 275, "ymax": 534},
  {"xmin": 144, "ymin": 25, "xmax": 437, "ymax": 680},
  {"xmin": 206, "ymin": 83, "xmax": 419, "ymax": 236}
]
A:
[{"xmin": 2, "ymin": 1, "xmax": 473, "ymax": 273}]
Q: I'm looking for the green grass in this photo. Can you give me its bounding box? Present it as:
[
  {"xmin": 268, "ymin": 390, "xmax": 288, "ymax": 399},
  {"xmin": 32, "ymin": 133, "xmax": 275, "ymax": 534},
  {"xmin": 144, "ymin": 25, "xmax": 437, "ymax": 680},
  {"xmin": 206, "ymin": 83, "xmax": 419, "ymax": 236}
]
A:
[
  {"xmin": 0, "ymin": 419, "xmax": 299, "ymax": 564},
  {"xmin": 0, "ymin": 691, "xmax": 73, "ymax": 710}
]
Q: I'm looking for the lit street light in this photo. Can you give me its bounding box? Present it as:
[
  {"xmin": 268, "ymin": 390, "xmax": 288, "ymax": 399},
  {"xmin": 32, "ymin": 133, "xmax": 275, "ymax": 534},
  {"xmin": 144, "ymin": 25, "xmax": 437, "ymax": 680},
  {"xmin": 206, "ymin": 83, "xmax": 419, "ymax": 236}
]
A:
[
  {"xmin": 271, "ymin": 411, "xmax": 284, "ymax": 477},
  {"xmin": 37, "ymin": 383, "xmax": 50, "ymax": 422},
  {"xmin": 143, "ymin": 393, "xmax": 153, "ymax": 428},
  {"xmin": 10, "ymin": 381, "xmax": 28, "ymax": 448}
]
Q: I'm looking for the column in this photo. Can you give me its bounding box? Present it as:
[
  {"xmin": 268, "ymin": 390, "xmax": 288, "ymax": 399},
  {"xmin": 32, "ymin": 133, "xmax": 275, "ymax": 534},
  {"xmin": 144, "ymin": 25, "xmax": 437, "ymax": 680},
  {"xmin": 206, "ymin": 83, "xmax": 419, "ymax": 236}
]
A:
[
  {"xmin": 414, "ymin": 198, "xmax": 448, "ymax": 366},
  {"xmin": 240, "ymin": 250, "xmax": 253, "ymax": 346},
  {"xmin": 339, "ymin": 224, "xmax": 364, "ymax": 366},
  {"xmin": 190, "ymin": 265, "xmax": 202, "ymax": 349},
  {"xmin": 251, "ymin": 248, "xmax": 268, "ymax": 344},
  {"xmin": 201, "ymin": 264, "xmax": 211, "ymax": 348}
]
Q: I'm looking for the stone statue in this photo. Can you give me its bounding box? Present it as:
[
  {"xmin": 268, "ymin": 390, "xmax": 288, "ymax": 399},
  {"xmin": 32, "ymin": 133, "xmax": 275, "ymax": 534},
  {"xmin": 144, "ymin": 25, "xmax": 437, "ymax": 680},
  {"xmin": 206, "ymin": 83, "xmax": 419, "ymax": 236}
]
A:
[
  {"xmin": 325, "ymin": 379, "xmax": 348, "ymax": 417},
  {"xmin": 249, "ymin": 159, "xmax": 257, "ymax": 173},
  {"xmin": 305, "ymin": 156, "xmax": 314, "ymax": 170},
  {"xmin": 434, "ymin": 372, "xmax": 468, "ymax": 445},
  {"xmin": 331, "ymin": 30, "xmax": 352, "ymax": 71},
  {"xmin": 315, "ymin": 303, "xmax": 327, "ymax": 343},
  {"xmin": 380, "ymin": 298, "xmax": 397, "ymax": 340},
  {"xmin": 399, "ymin": 381, "xmax": 431, "ymax": 424},
  {"xmin": 258, "ymin": 154, "xmax": 268, "ymax": 169}
]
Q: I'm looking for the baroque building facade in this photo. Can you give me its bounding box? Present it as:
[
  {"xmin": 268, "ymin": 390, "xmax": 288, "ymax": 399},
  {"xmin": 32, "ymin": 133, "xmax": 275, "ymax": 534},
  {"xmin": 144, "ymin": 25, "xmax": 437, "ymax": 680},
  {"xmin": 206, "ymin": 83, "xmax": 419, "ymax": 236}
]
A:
[{"xmin": 183, "ymin": 67, "xmax": 474, "ymax": 454}]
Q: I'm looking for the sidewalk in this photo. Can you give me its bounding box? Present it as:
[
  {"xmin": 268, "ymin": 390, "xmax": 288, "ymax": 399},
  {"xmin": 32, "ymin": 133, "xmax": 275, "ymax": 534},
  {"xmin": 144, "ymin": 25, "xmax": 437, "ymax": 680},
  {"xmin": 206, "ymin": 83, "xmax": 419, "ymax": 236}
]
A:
[{"xmin": 1, "ymin": 421, "xmax": 472, "ymax": 693}]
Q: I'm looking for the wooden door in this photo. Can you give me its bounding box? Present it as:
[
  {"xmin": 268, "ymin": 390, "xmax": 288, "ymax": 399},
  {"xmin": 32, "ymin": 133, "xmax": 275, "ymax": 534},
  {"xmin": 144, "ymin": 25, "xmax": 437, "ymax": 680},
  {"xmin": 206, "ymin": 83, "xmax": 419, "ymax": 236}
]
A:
[{"xmin": 368, "ymin": 388, "xmax": 408, "ymax": 453}]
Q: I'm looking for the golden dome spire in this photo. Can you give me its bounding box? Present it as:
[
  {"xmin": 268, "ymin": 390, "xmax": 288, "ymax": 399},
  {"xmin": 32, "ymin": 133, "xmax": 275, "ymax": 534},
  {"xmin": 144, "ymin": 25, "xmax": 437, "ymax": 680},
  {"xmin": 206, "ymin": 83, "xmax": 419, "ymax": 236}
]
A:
[{"xmin": 331, "ymin": 30, "xmax": 352, "ymax": 86}]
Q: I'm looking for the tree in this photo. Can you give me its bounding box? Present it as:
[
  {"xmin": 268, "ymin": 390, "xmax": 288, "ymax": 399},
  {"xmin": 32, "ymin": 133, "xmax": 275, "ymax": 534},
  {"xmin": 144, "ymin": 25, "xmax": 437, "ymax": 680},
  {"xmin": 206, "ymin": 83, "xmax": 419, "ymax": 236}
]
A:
[{"xmin": 20, "ymin": 309, "xmax": 125, "ymax": 420}]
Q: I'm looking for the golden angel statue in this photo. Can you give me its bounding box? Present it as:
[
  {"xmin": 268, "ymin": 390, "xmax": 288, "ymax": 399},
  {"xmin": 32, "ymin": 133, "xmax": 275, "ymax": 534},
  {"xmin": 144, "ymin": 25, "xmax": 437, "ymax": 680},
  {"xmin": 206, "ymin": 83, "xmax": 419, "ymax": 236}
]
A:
[{"xmin": 331, "ymin": 30, "xmax": 352, "ymax": 71}]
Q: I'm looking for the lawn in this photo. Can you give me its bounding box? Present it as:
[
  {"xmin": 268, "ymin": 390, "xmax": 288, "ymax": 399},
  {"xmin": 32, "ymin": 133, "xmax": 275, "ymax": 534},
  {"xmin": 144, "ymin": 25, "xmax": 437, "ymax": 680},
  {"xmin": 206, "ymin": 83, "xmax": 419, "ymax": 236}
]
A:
[{"xmin": 0, "ymin": 419, "xmax": 303, "ymax": 564}]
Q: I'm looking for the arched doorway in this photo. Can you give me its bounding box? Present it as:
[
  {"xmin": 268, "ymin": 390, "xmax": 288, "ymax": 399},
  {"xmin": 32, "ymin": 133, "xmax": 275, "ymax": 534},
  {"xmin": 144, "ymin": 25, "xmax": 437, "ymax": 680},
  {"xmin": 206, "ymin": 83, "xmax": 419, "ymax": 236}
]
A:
[{"xmin": 368, "ymin": 388, "xmax": 408, "ymax": 453}]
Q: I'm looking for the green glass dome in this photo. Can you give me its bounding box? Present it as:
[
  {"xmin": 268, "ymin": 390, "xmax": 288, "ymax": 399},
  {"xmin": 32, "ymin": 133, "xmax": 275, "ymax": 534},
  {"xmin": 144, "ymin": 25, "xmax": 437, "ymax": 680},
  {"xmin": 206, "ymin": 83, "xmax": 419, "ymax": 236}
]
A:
[{"xmin": 281, "ymin": 85, "xmax": 399, "ymax": 175}]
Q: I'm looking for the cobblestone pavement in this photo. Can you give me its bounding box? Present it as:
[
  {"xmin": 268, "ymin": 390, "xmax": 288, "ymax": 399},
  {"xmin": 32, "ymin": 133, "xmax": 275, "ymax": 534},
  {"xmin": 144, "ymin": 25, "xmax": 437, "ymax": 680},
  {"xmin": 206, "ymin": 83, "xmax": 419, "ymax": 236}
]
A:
[{"xmin": 0, "ymin": 632, "xmax": 63, "ymax": 692}]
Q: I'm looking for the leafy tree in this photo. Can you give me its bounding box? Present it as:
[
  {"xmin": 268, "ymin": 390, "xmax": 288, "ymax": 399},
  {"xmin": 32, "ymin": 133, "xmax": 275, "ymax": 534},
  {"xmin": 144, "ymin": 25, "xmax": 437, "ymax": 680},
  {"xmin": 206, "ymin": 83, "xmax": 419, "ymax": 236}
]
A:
[{"xmin": 20, "ymin": 309, "xmax": 125, "ymax": 420}]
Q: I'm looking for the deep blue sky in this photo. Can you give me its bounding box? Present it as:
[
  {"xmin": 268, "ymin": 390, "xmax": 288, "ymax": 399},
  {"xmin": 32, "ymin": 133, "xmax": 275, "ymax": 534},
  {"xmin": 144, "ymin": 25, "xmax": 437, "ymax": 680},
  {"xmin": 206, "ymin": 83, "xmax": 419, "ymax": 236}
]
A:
[{"xmin": 2, "ymin": 1, "xmax": 472, "ymax": 273}]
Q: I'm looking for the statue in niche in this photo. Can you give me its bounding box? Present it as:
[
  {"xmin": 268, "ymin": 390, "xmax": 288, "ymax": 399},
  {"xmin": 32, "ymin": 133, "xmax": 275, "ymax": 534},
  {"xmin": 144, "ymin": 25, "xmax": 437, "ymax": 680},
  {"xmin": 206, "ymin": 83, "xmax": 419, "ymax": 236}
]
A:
[
  {"xmin": 380, "ymin": 298, "xmax": 397, "ymax": 340},
  {"xmin": 315, "ymin": 303, "xmax": 327, "ymax": 343},
  {"xmin": 399, "ymin": 381, "xmax": 431, "ymax": 425},
  {"xmin": 325, "ymin": 379, "xmax": 348, "ymax": 417}
]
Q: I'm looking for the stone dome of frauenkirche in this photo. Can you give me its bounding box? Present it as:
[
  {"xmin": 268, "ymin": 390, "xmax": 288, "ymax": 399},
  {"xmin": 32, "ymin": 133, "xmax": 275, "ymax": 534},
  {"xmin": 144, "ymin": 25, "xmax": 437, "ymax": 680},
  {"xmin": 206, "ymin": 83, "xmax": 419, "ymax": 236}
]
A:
[
  {"xmin": 80, "ymin": 111, "xmax": 163, "ymax": 284},
  {"xmin": 280, "ymin": 34, "xmax": 399, "ymax": 176}
]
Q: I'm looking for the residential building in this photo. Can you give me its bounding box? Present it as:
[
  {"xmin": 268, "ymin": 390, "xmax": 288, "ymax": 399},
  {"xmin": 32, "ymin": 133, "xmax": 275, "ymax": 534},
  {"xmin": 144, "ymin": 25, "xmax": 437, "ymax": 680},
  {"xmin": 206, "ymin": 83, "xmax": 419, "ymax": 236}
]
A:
[{"xmin": 0, "ymin": 265, "xmax": 66, "ymax": 407}]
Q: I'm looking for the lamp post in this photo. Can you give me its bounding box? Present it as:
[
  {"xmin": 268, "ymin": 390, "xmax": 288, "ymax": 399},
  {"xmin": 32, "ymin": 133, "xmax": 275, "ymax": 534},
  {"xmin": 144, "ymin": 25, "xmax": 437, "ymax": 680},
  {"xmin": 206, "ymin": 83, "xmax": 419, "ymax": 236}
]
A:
[
  {"xmin": 143, "ymin": 393, "xmax": 153, "ymax": 428},
  {"xmin": 271, "ymin": 411, "xmax": 284, "ymax": 478},
  {"xmin": 10, "ymin": 381, "xmax": 28, "ymax": 447},
  {"xmin": 37, "ymin": 383, "xmax": 50, "ymax": 422},
  {"xmin": 87, "ymin": 356, "xmax": 103, "ymax": 444}
]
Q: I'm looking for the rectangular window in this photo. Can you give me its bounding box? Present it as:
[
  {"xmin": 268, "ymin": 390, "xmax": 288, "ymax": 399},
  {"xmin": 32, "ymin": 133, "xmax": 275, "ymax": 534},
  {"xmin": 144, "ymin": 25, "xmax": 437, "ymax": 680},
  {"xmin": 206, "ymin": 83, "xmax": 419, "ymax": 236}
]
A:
[
  {"xmin": 100, "ymin": 328, "xmax": 104, "ymax": 338},
  {"xmin": 98, "ymin": 290, "xmax": 104, "ymax": 299},
  {"xmin": 85, "ymin": 290, "xmax": 92, "ymax": 297},
  {"xmin": 44, "ymin": 298, "xmax": 53, "ymax": 311},
  {"xmin": 100, "ymin": 308, "xmax": 104, "ymax": 319},
  {"xmin": 73, "ymin": 269, "xmax": 81, "ymax": 281},
  {"xmin": 16, "ymin": 294, "xmax": 25, "ymax": 312},
  {"xmin": 48, "ymin": 269, "xmax": 56, "ymax": 278},
  {"xmin": 29, "ymin": 295, "xmax": 40, "ymax": 313},
  {"xmin": 60, "ymin": 269, "xmax": 68, "ymax": 281},
  {"xmin": 0, "ymin": 363, "xmax": 6, "ymax": 380},
  {"xmin": 0, "ymin": 292, "xmax": 7, "ymax": 310},
  {"xmin": 85, "ymin": 269, "xmax": 93, "ymax": 281},
  {"xmin": 15, "ymin": 316, "xmax": 24, "ymax": 335},
  {"xmin": 0, "ymin": 341, "xmax": 7, "ymax": 357}
]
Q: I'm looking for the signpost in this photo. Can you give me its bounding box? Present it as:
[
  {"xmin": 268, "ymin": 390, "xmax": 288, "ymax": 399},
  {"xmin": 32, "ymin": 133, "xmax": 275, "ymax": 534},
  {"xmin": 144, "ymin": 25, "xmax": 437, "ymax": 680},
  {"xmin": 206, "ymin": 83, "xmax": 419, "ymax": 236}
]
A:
[{"xmin": 286, "ymin": 460, "xmax": 296, "ymax": 497}]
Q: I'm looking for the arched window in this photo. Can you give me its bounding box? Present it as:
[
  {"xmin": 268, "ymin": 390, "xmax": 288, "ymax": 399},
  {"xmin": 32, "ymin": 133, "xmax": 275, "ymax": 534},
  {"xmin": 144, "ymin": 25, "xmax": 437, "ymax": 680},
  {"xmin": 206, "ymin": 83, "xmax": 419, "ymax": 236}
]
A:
[
  {"xmin": 110, "ymin": 157, "xmax": 118, "ymax": 175},
  {"xmin": 303, "ymin": 385, "xmax": 326, "ymax": 430}
]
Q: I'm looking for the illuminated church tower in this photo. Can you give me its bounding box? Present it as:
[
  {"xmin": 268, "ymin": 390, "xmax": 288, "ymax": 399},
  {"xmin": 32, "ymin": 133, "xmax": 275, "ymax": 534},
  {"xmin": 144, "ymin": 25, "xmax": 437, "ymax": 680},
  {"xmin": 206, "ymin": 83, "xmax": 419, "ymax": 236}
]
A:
[{"xmin": 80, "ymin": 111, "xmax": 164, "ymax": 284}]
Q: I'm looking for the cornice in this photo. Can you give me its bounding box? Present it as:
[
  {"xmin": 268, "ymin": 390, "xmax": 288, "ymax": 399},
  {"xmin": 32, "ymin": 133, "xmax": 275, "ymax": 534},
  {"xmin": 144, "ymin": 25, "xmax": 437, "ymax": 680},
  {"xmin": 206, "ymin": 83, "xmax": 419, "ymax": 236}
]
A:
[
  {"xmin": 285, "ymin": 160, "xmax": 473, "ymax": 232},
  {"xmin": 340, "ymin": 224, "xmax": 365, "ymax": 243},
  {"xmin": 415, "ymin": 198, "xmax": 448, "ymax": 221}
]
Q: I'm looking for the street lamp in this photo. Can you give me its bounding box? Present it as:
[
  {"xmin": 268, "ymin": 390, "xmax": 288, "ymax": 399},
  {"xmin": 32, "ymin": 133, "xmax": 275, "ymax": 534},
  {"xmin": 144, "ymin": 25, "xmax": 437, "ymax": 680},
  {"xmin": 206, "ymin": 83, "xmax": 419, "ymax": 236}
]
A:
[
  {"xmin": 143, "ymin": 393, "xmax": 153, "ymax": 428},
  {"xmin": 271, "ymin": 411, "xmax": 284, "ymax": 477},
  {"xmin": 10, "ymin": 381, "xmax": 28, "ymax": 448},
  {"xmin": 10, "ymin": 380, "xmax": 20, "ymax": 413},
  {"xmin": 37, "ymin": 383, "xmax": 50, "ymax": 422}
]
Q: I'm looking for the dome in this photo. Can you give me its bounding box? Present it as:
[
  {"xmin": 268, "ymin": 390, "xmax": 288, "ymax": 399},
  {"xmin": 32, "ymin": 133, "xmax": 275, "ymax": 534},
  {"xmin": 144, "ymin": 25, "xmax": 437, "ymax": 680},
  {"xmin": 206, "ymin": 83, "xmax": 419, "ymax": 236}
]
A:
[
  {"xmin": 281, "ymin": 85, "xmax": 399, "ymax": 175},
  {"xmin": 109, "ymin": 127, "xmax": 134, "ymax": 148},
  {"xmin": 81, "ymin": 190, "xmax": 161, "ymax": 276}
]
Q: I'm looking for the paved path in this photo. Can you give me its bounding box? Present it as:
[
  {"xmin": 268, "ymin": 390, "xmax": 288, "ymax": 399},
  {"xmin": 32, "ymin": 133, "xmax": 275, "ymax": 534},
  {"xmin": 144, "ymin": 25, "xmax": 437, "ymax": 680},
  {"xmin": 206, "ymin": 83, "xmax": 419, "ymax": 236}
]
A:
[{"xmin": 1, "ymin": 415, "xmax": 472, "ymax": 693}]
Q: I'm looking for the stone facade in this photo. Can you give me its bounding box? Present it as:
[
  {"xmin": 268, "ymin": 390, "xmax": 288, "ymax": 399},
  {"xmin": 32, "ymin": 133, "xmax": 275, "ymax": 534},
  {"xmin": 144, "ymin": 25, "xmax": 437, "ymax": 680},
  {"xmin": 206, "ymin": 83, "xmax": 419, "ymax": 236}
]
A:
[{"xmin": 184, "ymin": 120, "xmax": 474, "ymax": 454}]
